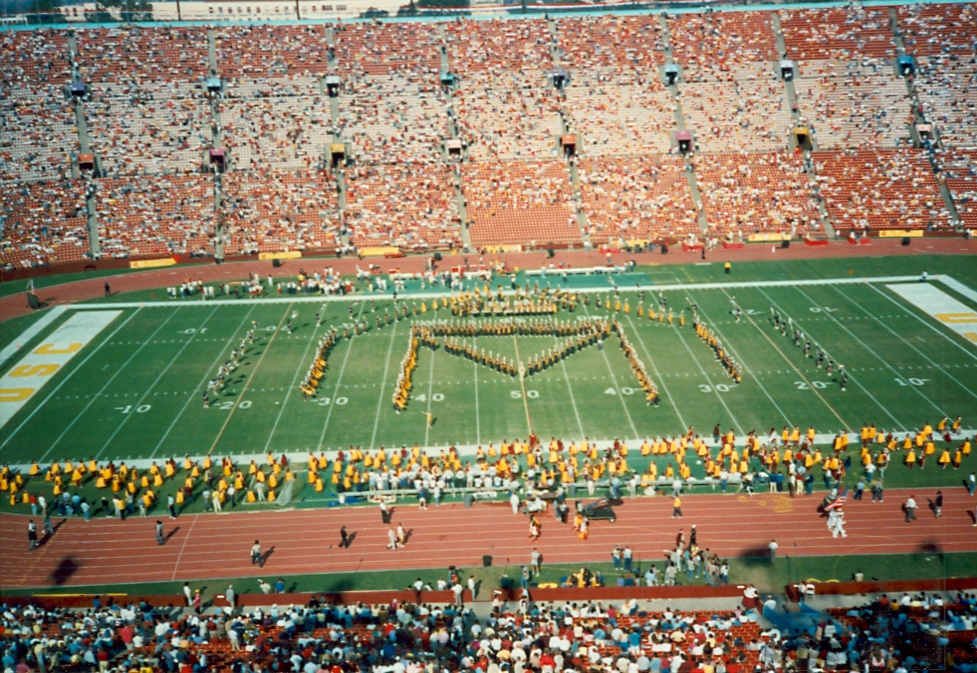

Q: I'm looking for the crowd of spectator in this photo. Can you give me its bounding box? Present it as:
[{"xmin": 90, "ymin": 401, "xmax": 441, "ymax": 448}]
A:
[
  {"xmin": 2, "ymin": 7, "xmax": 975, "ymax": 269},
  {"xmin": 344, "ymin": 164, "xmax": 461, "ymax": 251},
  {"xmin": 0, "ymin": 594, "xmax": 773, "ymax": 673},
  {"xmin": 679, "ymin": 79, "xmax": 792, "ymax": 153},
  {"xmin": 220, "ymin": 169, "xmax": 340, "ymax": 256},
  {"xmin": 555, "ymin": 16, "xmax": 664, "ymax": 88},
  {"xmin": 0, "ymin": 179, "xmax": 89, "ymax": 266},
  {"xmin": 812, "ymin": 148, "xmax": 952, "ymax": 232},
  {"xmin": 578, "ymin": 156, "xmax": 696, "ymax": 243},
  {"xmin": 462, "ymin": 160, "xmax": 579, "ymax": 248},
  {"xmin": 668, "ymin": 11, "xmax": 778, "ymax": 83},
  {"xmin": 936, "ymin": 149, "xmax": 977, "ymax": 231},
  {"xmin": 692, "ymin": 152, "xmax": 822, "ymax": 236},
  {"xmin": 3, "ymin": 587, "xmax": 974, "ymax": 673},
  {"xmin": 340, "ymin": 77, "xmax": 448, "ymax": 165},
  {"xmin": 97, "ymin": 175, "xmax": 216, "ymax": 258}
]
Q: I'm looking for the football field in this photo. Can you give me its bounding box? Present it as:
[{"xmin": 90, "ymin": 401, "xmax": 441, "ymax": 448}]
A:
[{"xmin": 2, "ymin": 256, "xmax": 976, "ymax": 479}]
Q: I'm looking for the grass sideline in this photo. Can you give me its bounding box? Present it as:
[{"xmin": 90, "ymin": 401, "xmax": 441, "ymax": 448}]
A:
[{"xmin": 3, "ymin": 551, "xmax": 974, "ymax": 601}]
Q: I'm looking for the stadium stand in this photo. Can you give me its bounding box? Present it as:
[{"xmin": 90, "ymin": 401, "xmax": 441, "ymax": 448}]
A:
[
  {"xmin": 780, "ymin": 6, "xmax": 898, "ymax": 67},
  {"xmin": 220, "ymin": 169, "xmax": 340, "ymax": 256},
  {"xmin": 344, "ymin": 163, "xmax": 461, "ymax": 250},
  {"xmin": 86, "ymin": 94, "xmax": 210, "ymax": 176},
  {"xmin": 812, "ymin": 149, "xmax": 952, "ymax": 232},
  {"xmin": 0, "ymin": 179, "xmax": 90, "ymax": 266},
  {"xmin": 215, "ymin": 25, "xmax": 331, "ymax": 79},
  {"xmin": 937, "ymin": 149, "xmax": 977, "ymax": 231},
  {"xmin": 75, "ymin": 27, "xmax": 208, "ymax": 86},
  {"xmin": 668, "ymin": 11, "xmax": 778, "ymax": 83},
  {"xmin": 463, "ymin": 160, "xmax": 579, "ymax": 248},
  {"xmin": 97, "ymin": 175, "xmax": 215, "ymax": 258},
  {"xmin": 0, "ymin": 598, "xmax": 778, "ymax": 673},
  {"xmin": 555, "ymin": 15, "xmax": 665, "ymax": 87},
  {"xmin": 679, "ymin": 79, "xmax": 792, "ymax": 153},
  {"xmin": 333, "ymin": 21, "xmax": 441, "ymax": 78},
  {"xmin": 692, "ymin": 151, "xmax": 823, "ymax": 236},
  {"xmin": 2, "ymin": 6, "xmax": 976, "ymax": 269},
  {"xmin": 793, "ymin": 72, "xmax": 913, "ymax": 150},
  {"xmin": 339, "ymin": 77, "xmax": 448, "ymax": 165},
  {"xmin": 578, "ymin": 155, "xmax": 696, "ymax": 244}
]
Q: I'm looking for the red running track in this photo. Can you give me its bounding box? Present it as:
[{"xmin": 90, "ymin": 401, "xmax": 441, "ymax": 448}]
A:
[{"xmin": 2, "ymin": 488, "xmax": 976, "ymax": 589}]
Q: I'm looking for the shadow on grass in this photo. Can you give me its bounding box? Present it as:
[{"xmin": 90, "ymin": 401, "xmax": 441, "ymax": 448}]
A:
[{"xmin": 737, "ymin": 546, "xmax": 775, "ymax": 566}]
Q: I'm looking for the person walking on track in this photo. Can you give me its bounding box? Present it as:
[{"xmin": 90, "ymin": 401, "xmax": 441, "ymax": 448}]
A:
[
  {"xmin": 156, "ymin": 520, "xmax": 165, "ymax": 545},
  {"xmin": 905, "ymin": 495, "xmax": 918, "ymax": 522},
  {"xmin": 28, "ymin": 520, "xmax": 38, "ymax": 550},
  {"xmin": 251, "ymin": 540, "xmax": 263, "ymax": 566},
  {"xmin": 340, "ymin": 526, "xmax": 350, "ymax": 548}
]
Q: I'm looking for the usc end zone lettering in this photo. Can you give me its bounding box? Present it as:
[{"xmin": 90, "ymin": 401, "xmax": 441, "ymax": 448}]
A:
[{"xmin": 0, "ymin": 311, "xmax": 121, "ymax": 429}]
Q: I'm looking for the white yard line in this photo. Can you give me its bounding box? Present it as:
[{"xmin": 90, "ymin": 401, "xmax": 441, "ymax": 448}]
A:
[
  {"xmin": 150, "ymin": 306, "xmax": 258, "ymax": 459},
  {"xmin": 169, "ymin": 514, "xmax": 198, "ymax": 582},
  {"xmin": 316, "ymin": 301, "xmax": 368, "ymax": 452},
  {"xmin": 472, "ymin": 335, "xmax": 481, "ymax": 446},
  {"xmin": 39, "ymin": 308, "xmax": 182, "ymax": 462},
  {"xmin": 423, "ymin": 338, "xmax": 437, "ymax": 447},
  {"xmin": 755, "ymin": 286, "xmax": 905, "ymax": 432},
  {"xmin": 620, "ymin": 311, "xmax": 687, "ymax": 429},
  {"xmin": 0, "ymin": 309, "xmax": 140, "ymax": 453},
  {"xmin": 829, "ymin": 285, "xmax": 977, "ymax": 403},
  {"xmin": 552, "ymin": 333, "xmax": 586, "ymax": 438},
  {"xmin": 368, "ymin": 316, "xmax": 400, "ymax": 451},
  {"xmin": 0, "ymin": 305, "xmax": 67, "ymax": 368},
  {"xmin": 656, "ymin": 305, "xmax": 747, "ymax": 437},
  {"xmin": 207, "ymin": 305, "xmax": 293, "ymax": 455},
  {"xmin": 866, "ymin": 283, "xmax": 977, "ymax": 361},
  {"xmin": 580, "ymin": 303, "xmax": 639, "ymax": 438},
  {"xmin": 690, "ymin": 291, "xmax": 793, "ymax": 426},
  {"xmin": 792, "ymin": 285, "xmax": 953, "ymax": 421},
  {"xmin": 94, "ymin": 308, "xmax": 219, "ymax": 460},
  {"xmin": 262, "ymin": 313, "xmax": 323, "ymax": 454}
]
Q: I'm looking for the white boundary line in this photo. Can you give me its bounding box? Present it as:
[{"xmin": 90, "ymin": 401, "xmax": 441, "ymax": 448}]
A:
[
  {"xmin": 0, "ymin": 305, "xmax": 67, "ymax": 368},
  {"xmin": 472, "ymin": 334, "xmax": 481, "ymax": 446},
  {"xmin": 55, "ymin": 274, "xmax": 932, "ymax": 309},
  {"xmin": 94, "ymin": 307, "xmax": 219, "ymax": 460},
  {"xmin": 423, "ymin": 334, "xmax": 437, "ymax": 447},
  {"xmin": 791, "ymin": 285, "xmax": 952, "ymax": 422},
  {"xmin": 0, "ymin": 310, "xmax": 140, "ymax": 452},
  {"xmin": 939, "ymin": 275, "xmax": 977, "ymax": 305},
  {"xmin": 39, "ymin": 308, "xmax": 181, "ymax": 462},
  {"xmin": 151, "ymin": 306, "xmax": 258, "ymax": 459},
  {"xmin": 262, "ymin": 311, "xmax": 324, "ymax": 454},
  {"xmin": 865, "ymin": 283, "xmax": 977, "ymax": 361},
  {"xmin": 552, "ymin": 331, "xmax": 586, "ymax": 437},
  {"xmin": 830, "ymin": 284, "xmax": 977, "ymax": 404},
  {"xmin": 660, "ymin": 303, "xmax": 746, "ymax": 436},
  {"xmin": 169, "ymin": 514, "xmax": 197, "ymax": 582}
]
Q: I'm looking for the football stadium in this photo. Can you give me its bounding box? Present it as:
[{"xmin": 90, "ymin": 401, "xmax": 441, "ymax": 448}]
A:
[{"xmin": 1, "ymin": 2, "xmax": 977, "ymax": 672}]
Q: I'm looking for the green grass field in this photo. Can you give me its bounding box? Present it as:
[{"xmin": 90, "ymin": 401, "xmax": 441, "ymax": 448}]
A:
[{"xmin": 2, "ymin": 255, "xmax": 976, "ymax": 502}]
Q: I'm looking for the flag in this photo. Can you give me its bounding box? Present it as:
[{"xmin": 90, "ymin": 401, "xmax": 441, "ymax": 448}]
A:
[{"xmin": 825, "ymin": 486, "xmax": 848, "ymax": 511}]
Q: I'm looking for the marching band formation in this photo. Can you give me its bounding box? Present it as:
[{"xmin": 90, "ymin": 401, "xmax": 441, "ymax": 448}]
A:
[{"xmin": 291, "ymin": 284, "xmax": 752, "ymax": 411}]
